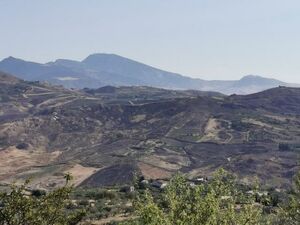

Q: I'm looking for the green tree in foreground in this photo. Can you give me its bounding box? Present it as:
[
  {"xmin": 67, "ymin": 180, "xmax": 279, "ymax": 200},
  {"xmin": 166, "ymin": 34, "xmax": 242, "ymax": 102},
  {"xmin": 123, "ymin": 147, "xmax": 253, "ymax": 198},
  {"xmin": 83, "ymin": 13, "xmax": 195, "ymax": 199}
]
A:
[
  {"xmin": 277, "ymin": 171, "xmax": 300, "ymax": 225},
  {"xmin": 2, "ymin": 170, "xmax": 300, "ymax": 225},
  {"xmin": 125, "ymin": 169, "xmax": 268, "ymax": 225},
  {"xmin": 0, "ymin": 176, "xmax": 85, "ymax": 225}
]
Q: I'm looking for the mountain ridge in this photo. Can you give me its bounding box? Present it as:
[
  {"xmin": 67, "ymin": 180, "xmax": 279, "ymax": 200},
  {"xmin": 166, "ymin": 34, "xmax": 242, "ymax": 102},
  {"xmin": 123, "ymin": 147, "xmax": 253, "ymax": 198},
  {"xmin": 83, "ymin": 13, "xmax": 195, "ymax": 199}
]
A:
[{"xmin": 0, "ymin": 54, "xmax": 298, "ymax": 94}]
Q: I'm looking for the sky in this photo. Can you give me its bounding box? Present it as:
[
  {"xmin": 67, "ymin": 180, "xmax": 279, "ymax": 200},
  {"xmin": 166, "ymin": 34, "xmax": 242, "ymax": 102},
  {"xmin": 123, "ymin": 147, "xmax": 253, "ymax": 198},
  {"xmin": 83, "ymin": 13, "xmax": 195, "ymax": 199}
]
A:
[{"xmin": 1, "ymin": 0, "xmax": 300, "ymax": 83}]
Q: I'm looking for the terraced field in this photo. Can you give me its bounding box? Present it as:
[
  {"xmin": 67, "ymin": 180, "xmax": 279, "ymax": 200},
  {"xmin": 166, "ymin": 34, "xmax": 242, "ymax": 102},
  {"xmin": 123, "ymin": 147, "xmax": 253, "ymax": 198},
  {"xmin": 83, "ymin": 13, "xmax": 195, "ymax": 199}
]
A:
[{"xmin": 1, "ymin": 71, "xmax": 300, "ymax": 189}]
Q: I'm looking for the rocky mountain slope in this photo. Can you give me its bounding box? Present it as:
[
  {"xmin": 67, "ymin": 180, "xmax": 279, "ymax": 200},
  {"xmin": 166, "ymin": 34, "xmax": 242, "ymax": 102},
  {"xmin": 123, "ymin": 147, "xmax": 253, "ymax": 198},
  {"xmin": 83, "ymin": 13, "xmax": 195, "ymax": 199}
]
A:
[
  {"xmin": 0, "ymin": 54, "xmax": 298, "ymax": 94},
  {"xmin": 0, "ymin": 71, "xmax": 300, "ymax": 189}
]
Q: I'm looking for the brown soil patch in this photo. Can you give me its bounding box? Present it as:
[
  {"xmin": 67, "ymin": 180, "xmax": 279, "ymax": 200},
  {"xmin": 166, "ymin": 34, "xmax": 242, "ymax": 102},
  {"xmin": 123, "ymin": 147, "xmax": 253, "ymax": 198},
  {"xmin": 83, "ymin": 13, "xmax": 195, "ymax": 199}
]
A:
[
  {"xmin": 0, "ymin": 147, "xmax": 60, "ymax": 182},
  {"xmin": 65, "ymin": 164, "xmax": 100, "ymax": 186},
  {"xmin": 138, "ymin": 162, "xmax": 172, "ymax": 179},
  {"xmin": 141, "ymin": 155, "xmax": 182, "ymax": 170},
  {"xmin": 199, "ymin": 118, "xmax": 221, "ymax": 142}
]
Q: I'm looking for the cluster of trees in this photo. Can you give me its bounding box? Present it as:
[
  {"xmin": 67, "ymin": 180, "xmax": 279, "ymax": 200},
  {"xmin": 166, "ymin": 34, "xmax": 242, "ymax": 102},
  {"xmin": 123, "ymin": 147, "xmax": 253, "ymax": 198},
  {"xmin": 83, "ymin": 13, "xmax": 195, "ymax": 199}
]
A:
[
  {"xmin": 126, "ymin": 170, "xmax": 266, "ymax": 225},
  {"xmin": 126, "ymin": 169, "xmax": 300, "ymax": 225},
  {"xmin": 0, "ymin": 170, "xmax": 299, "ymax": 225},
  {"xmin": 0, "ymin": 174, "xmax": 85, "ymax": 225}
]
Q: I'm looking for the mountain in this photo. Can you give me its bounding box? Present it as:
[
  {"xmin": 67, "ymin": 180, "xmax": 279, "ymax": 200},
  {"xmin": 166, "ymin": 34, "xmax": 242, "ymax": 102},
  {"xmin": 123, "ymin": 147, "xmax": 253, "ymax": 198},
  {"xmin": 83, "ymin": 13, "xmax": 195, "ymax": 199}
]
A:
[
  {"xmin": 1, "ymin": 71, "xmax": 300, "ymax": 189},
  {"xmin": 0, "ymin": 54, "xmax": 298, "ymax": 94}
]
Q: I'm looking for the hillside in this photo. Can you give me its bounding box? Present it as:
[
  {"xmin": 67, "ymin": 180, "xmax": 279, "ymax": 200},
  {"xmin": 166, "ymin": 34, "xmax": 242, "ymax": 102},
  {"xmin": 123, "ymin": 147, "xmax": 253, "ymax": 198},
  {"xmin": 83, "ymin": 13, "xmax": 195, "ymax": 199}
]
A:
[
  {"xmin": 0, "ymin": 71, "xmax": 300, "ymax": 189},
  {"xmin": 0, "ymin": 54, "xmax": 298, "ymax": 94}
]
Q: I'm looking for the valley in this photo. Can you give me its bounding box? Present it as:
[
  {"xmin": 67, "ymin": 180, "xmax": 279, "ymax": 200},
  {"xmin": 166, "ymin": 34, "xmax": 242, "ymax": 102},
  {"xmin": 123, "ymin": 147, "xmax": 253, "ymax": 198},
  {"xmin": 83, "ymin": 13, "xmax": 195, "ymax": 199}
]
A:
[{"xmin": 1, "ymin": 71, "xmax": 300, "ymax": 190}]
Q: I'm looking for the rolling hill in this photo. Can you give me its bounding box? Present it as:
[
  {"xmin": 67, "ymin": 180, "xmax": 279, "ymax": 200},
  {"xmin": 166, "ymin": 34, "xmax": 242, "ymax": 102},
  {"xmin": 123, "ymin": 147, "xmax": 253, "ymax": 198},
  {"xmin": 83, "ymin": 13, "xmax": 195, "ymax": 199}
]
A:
[{"xmin": 0, "ymin": 71, "xmax": 300, "ymax": 189}]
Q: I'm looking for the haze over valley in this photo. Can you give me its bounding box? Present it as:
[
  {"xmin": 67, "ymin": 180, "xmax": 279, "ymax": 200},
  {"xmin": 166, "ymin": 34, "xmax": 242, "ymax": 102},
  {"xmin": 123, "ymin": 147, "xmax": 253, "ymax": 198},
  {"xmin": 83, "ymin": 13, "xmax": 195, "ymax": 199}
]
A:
[{"xmin": 1, "ymin": 54, "xmax": 298, "ymax": 95}]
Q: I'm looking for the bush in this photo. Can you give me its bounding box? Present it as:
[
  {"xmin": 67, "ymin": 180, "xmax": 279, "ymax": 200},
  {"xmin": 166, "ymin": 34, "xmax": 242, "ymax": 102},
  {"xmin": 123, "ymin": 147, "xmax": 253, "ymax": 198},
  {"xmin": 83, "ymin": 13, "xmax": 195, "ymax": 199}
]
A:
[
  {"xmin": 31, "ymin": 189, "xmax": 47, "ymax": 197},
  {"xmin": 85, "ymin": 189, "xmax": 117, "ymax": 200}
]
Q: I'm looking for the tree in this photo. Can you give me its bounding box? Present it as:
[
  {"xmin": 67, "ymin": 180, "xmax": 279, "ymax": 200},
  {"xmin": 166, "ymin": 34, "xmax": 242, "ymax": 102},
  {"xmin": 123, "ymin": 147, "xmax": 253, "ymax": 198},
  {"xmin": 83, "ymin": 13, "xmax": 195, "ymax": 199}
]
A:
[
  {"xmin": 277, "ymin": 171, "xmax": 300, "ymax": 225},
  {"xmin": 125, "ymin": 169, "xmax": 266, "ymax": 225},
  {"xmin": 0, "ymin": 175, "xmax": 85, "ymax": 225}
]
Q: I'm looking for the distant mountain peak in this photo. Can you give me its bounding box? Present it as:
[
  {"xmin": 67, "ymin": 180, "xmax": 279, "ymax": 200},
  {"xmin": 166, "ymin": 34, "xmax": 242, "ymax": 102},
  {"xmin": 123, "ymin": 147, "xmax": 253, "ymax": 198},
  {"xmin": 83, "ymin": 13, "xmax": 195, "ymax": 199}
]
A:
[
  {"xmin": 1, "ymin": 56, "xmax": 41, "ymax": 66},
  {"xmin": 235, "ymin": 75, "xmax": 285, "ymax": 88},
  {"xmin": 2, "ymin": 56, "xmax": 23, "ymax": 63},
  {"xmin": 240, "ymin": 75, "xmax": 276, "ymax": 81},
  {"xmin": 0, "ymin": 54, "xmax": 299, "ymax": 94},
  {"xmin": 86, "ymin": 53, "xmax": 119, "ymax": 57},
  {"xmin": 5, "ymin": 56, "xmax": 16, "ymax": 60},
  {"xmin": 82, "ymin": 53, "xmax": 143, "ymax": 68},
  {"xmin": 83, "ymin": 53, "xmax": 123, "ymax": 62},
  {"xmin": 241, "ymin": 74, "xmax": 262, "ymax": 79}
]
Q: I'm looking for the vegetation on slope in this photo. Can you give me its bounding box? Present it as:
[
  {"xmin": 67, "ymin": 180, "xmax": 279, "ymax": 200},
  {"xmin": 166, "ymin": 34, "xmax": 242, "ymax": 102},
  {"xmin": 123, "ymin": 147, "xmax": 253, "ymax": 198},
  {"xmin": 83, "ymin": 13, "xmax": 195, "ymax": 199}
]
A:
[{"xmin": 1, "ymin": 169, "xmax": 300, "ymax": 224}]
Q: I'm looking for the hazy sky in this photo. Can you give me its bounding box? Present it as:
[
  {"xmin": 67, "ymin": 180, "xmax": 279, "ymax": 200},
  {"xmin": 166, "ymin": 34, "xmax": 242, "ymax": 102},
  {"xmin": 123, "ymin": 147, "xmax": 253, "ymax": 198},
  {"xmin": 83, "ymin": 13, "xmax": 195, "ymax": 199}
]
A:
[{"xmin": 1, "ymin": 0, "xmax": 300, "ymax": 83}]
